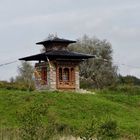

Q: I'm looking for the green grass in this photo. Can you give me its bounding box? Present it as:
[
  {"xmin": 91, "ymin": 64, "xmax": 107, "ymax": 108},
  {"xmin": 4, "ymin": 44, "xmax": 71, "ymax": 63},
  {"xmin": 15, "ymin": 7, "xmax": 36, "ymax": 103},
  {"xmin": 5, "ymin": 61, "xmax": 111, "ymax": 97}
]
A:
[{"xmin": 0, "ymin": 89, "xmax": 140, "ymax": 139}]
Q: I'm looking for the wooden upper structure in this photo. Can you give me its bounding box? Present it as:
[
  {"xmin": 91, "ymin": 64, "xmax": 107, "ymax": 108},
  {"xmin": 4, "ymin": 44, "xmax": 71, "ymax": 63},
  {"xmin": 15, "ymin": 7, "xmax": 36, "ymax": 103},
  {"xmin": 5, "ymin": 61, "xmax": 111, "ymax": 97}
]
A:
[{"xmin": 19, "ymin": 37, "xmax": 94, "ymax": 61}]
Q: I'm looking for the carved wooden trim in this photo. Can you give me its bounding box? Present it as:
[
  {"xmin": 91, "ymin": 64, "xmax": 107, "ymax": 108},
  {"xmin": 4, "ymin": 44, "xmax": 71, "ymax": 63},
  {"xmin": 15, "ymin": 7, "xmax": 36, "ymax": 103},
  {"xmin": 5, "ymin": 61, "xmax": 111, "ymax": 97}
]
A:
[{"xmin": 56, "ymin": 62, "xmax": 76, "ymax": 89}]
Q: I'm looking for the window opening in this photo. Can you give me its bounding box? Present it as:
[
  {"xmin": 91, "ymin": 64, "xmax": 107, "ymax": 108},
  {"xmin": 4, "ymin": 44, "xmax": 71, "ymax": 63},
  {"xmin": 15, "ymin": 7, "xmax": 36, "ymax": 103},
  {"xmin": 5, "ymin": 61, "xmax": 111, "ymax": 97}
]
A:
[
  {"xmin": 63, "ymin": 68, "xmax": 69, "ymax": 81},
  {"xmin": 71, "ymin": 68, "xmax": 74, "ymax": 81},
  {"xmin": 59, "ymin": 68, "xmax": 62, "ymax": 81},
  {"xmin": 41, "ymin": 67, "xmax": 47, "ymax": 85}
]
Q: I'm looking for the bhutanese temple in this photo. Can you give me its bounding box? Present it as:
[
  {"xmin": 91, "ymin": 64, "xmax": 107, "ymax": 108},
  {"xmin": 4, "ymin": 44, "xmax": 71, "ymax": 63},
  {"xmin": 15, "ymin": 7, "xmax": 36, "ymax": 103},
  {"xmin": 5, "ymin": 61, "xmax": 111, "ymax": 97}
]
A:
[{"xmin": 19, "ymin": 36, "xmax": 94, "ymax": 90}]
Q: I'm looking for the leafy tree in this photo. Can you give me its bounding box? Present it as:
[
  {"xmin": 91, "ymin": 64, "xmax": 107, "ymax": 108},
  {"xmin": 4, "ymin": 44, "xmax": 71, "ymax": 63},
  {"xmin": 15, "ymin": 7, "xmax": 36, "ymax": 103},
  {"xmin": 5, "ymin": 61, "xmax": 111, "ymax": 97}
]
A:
[
  {"xmin": 16, "ymin": 61, "xmax": 35, "ymax": 90},
  {"xmin": 69, "ymin": 35, "xmax": 118, "ymax": 89},
  {"xmin": 118, "ymin": 75, "xmax": 140, "ymax": 86},
  {"xmin": 9, "ymin": 77, "xmax": 15, "ymax": 83}
]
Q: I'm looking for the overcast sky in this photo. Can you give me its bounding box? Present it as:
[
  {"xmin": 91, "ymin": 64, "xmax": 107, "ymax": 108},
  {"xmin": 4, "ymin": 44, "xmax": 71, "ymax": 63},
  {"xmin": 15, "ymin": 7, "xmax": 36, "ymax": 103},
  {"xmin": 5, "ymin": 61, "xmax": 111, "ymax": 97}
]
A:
[{"xmin": 0, "ymin": 0, "xmax": 140, "ymax": 80}]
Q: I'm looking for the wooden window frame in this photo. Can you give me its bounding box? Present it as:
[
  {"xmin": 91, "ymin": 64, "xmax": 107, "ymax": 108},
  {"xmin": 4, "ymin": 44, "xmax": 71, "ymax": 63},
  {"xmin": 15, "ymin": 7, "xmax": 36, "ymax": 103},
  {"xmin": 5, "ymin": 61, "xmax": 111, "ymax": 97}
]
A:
[
  {"xmin": 41, "ymin": 66, "xmax": 47, "ymax": 85},
  {"xmin": 57, "ymin": 66, "xmax": 75, "ymax": 89}
]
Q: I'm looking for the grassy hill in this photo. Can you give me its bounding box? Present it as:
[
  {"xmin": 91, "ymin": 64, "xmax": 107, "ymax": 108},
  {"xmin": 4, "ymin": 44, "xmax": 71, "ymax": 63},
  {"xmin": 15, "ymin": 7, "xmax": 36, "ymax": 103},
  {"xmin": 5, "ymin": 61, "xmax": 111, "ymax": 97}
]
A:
[{"xmin": 0, "ymin": 88, "xmax": 140, "ymax": 139}]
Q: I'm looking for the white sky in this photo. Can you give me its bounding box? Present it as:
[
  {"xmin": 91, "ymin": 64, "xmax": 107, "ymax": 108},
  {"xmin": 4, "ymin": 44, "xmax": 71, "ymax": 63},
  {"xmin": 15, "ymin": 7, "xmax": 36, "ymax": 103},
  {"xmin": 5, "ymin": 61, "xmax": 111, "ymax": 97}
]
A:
[{"xmin": 0, "ymin": 0, "xmax": 140, "ymax": 80}]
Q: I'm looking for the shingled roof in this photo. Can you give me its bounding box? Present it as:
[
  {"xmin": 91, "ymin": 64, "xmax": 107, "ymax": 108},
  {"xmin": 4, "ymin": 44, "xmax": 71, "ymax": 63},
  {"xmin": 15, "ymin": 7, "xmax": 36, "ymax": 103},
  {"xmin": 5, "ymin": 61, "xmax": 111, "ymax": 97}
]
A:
[
  {"xmin": 36, "ymin": 37, "xmax": 76, "ymax": 46},
  {"xmin": 19, "ymin": 36, "xmax": 95, "ymax": 61},
  {"xmin": 19, "ymin": 50, "xmax": 94, "ymax": 61}
]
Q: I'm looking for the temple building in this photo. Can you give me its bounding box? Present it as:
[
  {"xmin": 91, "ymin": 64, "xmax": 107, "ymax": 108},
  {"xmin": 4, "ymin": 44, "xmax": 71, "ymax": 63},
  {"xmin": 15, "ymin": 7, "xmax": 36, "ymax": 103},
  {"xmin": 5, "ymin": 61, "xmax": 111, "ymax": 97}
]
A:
[{"xmin": 19, "ymin": 36, "xmax": 94, "ymax": 90}]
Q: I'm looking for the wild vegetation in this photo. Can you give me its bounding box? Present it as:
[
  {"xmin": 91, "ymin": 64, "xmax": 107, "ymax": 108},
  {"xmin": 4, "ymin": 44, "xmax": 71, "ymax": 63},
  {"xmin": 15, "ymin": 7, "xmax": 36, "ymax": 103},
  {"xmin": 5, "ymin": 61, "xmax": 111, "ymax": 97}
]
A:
[{"xmin": 0, "ymin": 88, "xmax": 140, "ymax": 139}]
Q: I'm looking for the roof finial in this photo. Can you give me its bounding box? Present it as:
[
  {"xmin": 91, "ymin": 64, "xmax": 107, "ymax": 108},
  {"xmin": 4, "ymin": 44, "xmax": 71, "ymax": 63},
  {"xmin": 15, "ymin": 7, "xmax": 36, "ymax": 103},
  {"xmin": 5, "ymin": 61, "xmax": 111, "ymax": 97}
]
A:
[
  {"xmin": 55, "ymin": 32, "xmax": 58, "ymax": 38},
  {"xmin": 47, "ymin": 33, "xmax": 56, "ymax": 40}
]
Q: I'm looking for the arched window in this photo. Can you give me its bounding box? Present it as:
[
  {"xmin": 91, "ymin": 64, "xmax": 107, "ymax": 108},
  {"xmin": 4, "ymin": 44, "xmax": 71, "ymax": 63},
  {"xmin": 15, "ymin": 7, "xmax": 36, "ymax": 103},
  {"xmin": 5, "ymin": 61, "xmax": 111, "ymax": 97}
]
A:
[
  {"xmin": 63, "ymin": 68, "xmax": 69, "ymax": 81},
  {"xmin": 41, "ymin": 67, "xmax": 47, "ymax": 85},
  {"xmin": 71, "ymin": 68, "xmax": 74, "ymax": 81},
  {"xmin": 59, "ymin": 68, "xmax": 62, "ymax": 81},
  {"xmin": 57, "ymin": 66, "xmax": 75, "ymax": 89}
]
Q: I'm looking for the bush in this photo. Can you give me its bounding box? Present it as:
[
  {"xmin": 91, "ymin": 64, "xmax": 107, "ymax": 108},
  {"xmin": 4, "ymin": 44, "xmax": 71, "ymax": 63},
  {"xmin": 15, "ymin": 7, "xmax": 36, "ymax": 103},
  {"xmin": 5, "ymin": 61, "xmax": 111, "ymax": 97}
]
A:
[
  {"xmin": 80, "ymin": 116, "xmax": 99, "ymax": 140},
  {"xmin": 108, "ymin": 85, "xmax": 140, "ymax": 95},
  {"xmin": 18, "ymin": 103, "xmax": 48, "ymax": 140},
  {"xmin": 0, "ymin": 81, "xmax": 35, "ymax": 91},
  {"xmin": 18, "ymin": 103, "xmax": 73, "ymax": 140},
  {"xmin": 80, "ymin": 79, "xmax": 95, "ymax": 89},
  {"xmin": 97, "ymin": 120, "xmax": 119, "ymax": 140},
  {"xmin": 80, "ymin": 116, "xmax": 119, "ymax": 140}
]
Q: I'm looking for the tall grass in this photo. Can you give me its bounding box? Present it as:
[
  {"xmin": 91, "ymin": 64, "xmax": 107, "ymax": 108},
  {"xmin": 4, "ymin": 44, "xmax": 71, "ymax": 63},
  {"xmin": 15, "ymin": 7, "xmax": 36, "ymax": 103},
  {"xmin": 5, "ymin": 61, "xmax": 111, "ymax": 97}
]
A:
[{"xmin": 0, "ymin": 88, "xmax": 140, "ymax": 139}]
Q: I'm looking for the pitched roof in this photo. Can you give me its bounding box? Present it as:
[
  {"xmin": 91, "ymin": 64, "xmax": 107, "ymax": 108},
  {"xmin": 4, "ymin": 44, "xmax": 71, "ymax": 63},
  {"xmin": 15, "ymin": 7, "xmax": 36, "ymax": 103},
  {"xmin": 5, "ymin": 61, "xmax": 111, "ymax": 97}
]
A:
[
  {"xmin": 36, "ymin": 37, "xmax": 76, "ymax": 45},
  {"xmin": 19, "ymin": 50, "xmax": 94, "ymax": 61}
]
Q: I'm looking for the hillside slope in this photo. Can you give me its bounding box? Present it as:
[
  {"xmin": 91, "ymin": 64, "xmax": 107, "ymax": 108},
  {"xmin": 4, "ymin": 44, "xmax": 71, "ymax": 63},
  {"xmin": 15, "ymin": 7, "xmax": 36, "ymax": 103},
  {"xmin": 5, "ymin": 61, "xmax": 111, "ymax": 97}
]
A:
[{"xmin": 0, "ymin": 89, "xmax": 140, "ymax": 139}]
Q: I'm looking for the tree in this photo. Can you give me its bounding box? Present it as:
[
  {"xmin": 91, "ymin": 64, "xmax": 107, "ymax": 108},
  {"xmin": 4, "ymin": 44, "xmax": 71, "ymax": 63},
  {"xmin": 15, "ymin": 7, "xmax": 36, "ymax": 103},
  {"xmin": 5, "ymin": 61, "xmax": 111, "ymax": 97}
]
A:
[
  {"xmin": 16, "ymin": 61, "xmax": 35, "ymax": 90},
  {"xmin": 118, "ymin": 75, "xmax": 140, "ymax": 86},
  {"xmin": 69, "ymin": 35, "xmax": 117, "ymax": 89},
  {"xmin": 9, "ymin": 77, "xmax": 15, "ymax": 83}
]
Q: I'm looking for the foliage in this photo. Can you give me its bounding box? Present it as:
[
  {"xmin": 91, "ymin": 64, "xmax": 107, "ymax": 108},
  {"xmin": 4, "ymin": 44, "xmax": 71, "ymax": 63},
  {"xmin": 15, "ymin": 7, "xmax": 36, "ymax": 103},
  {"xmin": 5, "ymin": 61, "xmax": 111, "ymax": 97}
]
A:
[
  {"xmin": 108, "ymin": 85, "xmax": 140, "ymax": 95},
  {"xmin": 118, "ymin": 75, "xmax": 140, "ymax": 86},
  {"xmin": 15, "ymin": 61, "xmax": 35, "ymax": 90},
  {"xmin": 18, "ymin": 103, "xmax": 48, "ymax": 140},
  {"xmin": 80, "ymin": 116, "xmax": 99, "ymax": 140},
  {"xmin": 0, "ymin": 89, "xmax": 140, "ymax": 139},
  {"xmin": 69, "ymin": 35, "xmax": 118, "ymax": 89},
  {"xmin": 18, "ymin": 101, "xmax": 73, "ymax": 139},
  {"xmin": 97, "ymin": 119, "xmax": 119, "ymax": 140},
  {"xmin": 80, "ymin": 79, "xmax": 96, "ymax": 89},
  {"xmin": 80, "ymin": 116, "xmax": 119, "ymax": 140},
  {"xmin": 0, "ymin": 80, "xmax": 35, "ymax": 91},
  {"xmin": 0, "ymin": 81, "xmax": 30, "ymax": 91}
]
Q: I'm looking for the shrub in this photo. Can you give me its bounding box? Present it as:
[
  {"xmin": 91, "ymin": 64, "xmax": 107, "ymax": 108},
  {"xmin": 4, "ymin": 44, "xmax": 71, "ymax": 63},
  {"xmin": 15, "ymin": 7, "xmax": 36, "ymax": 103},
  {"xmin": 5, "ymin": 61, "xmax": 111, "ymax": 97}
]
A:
[
  {"xmin": 80, "ymin": 116, "xmax": 119, "ymax": 140},
  {"xmin": 80, "ymin": 116, "xmax": 99, "ymax": 140},
  {"xmin": 97, "ymin": 120, "xmax": 119, "ymax": 140},
  {"xmin": 80, "ymin": 79, "xmax": 95, "ymax": 89},
  {"xmin": 18, "ymin": 103, "xmax": 48, "ymax": 140},
  {"xmin": 108, "ymin": 85, "xmax": 140, "ymax": 95},
  {"xmin": 0, "ymin": 81, "xmax": 35, "ymax": 91}
]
